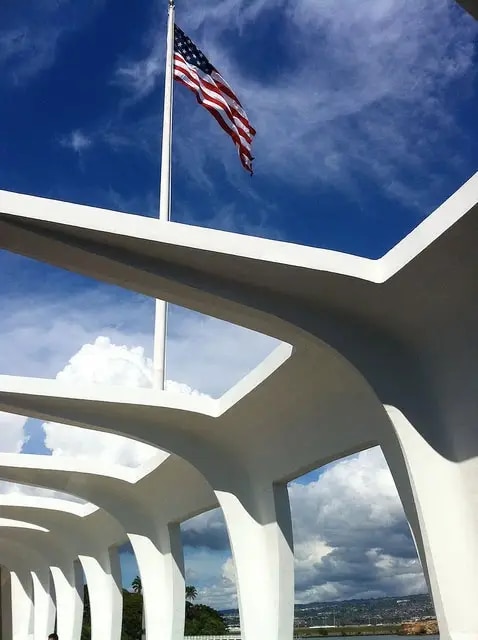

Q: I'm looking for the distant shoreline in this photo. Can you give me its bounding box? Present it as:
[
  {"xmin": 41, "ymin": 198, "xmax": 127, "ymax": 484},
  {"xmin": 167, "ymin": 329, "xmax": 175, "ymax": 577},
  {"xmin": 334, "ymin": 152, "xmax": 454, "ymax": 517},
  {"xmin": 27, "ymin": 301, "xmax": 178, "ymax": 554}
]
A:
[{"xmin": 294, "ymin": 619, "xmax": 438, "ymax": 636}]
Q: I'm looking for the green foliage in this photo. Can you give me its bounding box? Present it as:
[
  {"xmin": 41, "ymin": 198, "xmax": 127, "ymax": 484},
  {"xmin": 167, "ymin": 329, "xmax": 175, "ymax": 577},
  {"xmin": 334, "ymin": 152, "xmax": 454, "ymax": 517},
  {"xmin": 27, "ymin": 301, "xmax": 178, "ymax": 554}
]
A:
[
  {"xmin": 131, "ymin": 575, "xmax": 142, "ymax": 594},
  {"xmin": 80, "ymin": 583, "xmax": 226, "ymax": 638},
  {"xmin": 80, "ymin": 586, "xmax": 91, "ymax": 640},
  {"xmin": 186, "ymin": 584, "xmax": 198, "ymax": 601},
  {"xmin": 121, "ymin": 590, "xmax": 143, "ymax": 640},
  {"xmin": 185, "ymin": 601, "xmax": 228, "ymax": 635}
]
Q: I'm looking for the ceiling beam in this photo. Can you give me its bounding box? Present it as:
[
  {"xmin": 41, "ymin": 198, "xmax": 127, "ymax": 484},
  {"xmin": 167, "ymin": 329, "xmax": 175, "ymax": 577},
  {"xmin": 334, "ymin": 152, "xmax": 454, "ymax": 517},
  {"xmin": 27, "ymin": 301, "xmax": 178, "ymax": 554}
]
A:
[{"xmin": 455, "ymin": 0, "xmax": 478, "ymax": 19}]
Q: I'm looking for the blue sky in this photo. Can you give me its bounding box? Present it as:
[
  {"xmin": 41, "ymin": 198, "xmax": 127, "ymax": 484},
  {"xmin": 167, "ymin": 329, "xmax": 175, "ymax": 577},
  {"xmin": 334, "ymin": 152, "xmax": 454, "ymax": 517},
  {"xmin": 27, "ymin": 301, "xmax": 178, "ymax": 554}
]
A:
[{"xmin": 0, "ymin": 0, "xmax": 476, "ymax": 609}]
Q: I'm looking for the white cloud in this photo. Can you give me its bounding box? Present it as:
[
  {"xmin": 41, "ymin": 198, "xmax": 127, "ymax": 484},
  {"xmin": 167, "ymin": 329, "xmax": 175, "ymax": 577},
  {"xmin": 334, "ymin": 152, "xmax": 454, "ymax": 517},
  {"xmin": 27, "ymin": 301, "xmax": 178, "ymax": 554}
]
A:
[
  {"xmin": 111, "ymin": 0, "xmax": 475, "ymax": 204},
  {"xmin": 180, "ymin": 447, "xmax": 426, "ymax": 608},
  {"xmin": 0, "ymin": 412, "xmax": 27, "ymax": 454},
  {"xmin": 0, "ymin": 276, "xmax": 277, "ymax": 486},
  {"xmin": 60, "ymin": 130, "xmax": 93, "ymax": 153},
  {"xmin": 43, "ymin": 336, "xmax": 201, "ymax": 467},
  {"xmin": 288, "ymin": 447, "xmax": 426, "ymax": 602},
  {"xmin": 0, "ymin": 274, "xmax": 276, "ymax": 467},
  {"xmin": 183, "ymin": 545, "xmax": 238, "ymax": 610},
  {"xmin": 167, "ymin": 306, "xmax": 278, "ymax": 398},
  {"xmin": 0, "ymin": 479, "xmax": 85, "ymax": 503},
  {"xmin": 0, "ymin": 286, "xmax": 153, "ymax": 380},
  {"xmin": 115, "ymin": 42, "xmax": 164, "ymax": 100},
  {"xmin": 196, "ymin": 556, "xmax": 238, "ymax": 610},
  {"xmin": 0, "ymin": 285, "xmax": 278, "ymax": 397},
  {"xmin": 0, "ymin": 1, "xmax": 106, "ymax": 83},
  {"xmin": 42, "ymin": 322, "xmax": 276, "ymax": 465}
]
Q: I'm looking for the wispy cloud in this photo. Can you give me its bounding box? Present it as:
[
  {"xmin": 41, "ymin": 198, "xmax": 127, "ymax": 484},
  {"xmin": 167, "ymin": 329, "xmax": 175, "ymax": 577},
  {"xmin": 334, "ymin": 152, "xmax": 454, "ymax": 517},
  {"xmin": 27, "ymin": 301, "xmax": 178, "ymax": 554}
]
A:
[
  {"xmin": 115, "ymin": 41, "xmax": 165, "ymax": 100},
  {"xmin": 60, "ymin": 130, "xmax": 93, "ymax": 154},
  {"xmin": 110, "ymin": 0, "xmax": 476, "ymax": 206},
  {"xmin": 0, "ymin": 0, "xmax": 106, "ymax": 83}
]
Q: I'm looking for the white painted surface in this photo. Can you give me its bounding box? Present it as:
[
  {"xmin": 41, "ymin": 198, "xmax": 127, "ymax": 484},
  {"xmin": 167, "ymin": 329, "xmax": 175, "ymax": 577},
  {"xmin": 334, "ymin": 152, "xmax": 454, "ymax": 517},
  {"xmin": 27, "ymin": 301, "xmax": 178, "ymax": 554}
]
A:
[{"xmin": 0, "ymin": 172, "xmax": 475, "ymax": 639}]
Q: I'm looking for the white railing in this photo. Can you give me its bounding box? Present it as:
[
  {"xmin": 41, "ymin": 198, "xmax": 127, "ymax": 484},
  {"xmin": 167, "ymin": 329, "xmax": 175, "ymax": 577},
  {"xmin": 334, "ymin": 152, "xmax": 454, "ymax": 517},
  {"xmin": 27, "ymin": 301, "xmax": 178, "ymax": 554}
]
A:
[{"xmin": 185, "ymin": 636, "xmax": 241, "ymax": 640}]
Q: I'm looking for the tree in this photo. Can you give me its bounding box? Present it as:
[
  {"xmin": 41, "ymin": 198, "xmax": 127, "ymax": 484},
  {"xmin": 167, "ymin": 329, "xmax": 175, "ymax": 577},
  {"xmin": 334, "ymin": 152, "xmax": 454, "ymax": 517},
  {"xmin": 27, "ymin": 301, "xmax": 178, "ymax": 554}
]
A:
[
  {"xmin": 131, "ymin": 575, "xmax": 142, "ymax": 594},
  {"xmin": 80, "ymin": 585, "xmax": 91, "ymax": 640},
  {"xmin": 184, "ymin": 584, "xmax": 227, "ymax": 635},
  {"xmin": 185, "ymin": 603, "xmax": 228, "ymax": 635},
  {"xmin": 122, "ymin": 590, "xmax": 143, "ymax": 640},
  {"xmin": 80, "ymin": 580, "xmax": 226, "ymax": 638},
  {"xmin": 185, "ymin": 585, "xmax": 198, "ymax": 601}
]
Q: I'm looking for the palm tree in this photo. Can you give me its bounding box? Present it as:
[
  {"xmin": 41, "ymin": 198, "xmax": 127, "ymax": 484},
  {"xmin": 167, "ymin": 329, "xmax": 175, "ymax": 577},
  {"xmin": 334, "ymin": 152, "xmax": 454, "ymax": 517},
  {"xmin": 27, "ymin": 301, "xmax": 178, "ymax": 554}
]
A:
[
  {"xmin": 185, "ymin": 585, "xmax": 198, "ymax": 601},
  {"xmin": 131, "ymin": 575, "xmax": 142, "ymax": 594}
]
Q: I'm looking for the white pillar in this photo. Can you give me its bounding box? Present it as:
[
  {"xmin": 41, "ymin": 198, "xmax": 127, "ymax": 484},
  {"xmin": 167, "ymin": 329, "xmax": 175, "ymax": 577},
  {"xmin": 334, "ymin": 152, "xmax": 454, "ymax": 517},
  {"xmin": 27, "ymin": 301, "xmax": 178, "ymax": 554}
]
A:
[
  {"xmin": 80, "ymin": 546, "xmax": 123, "ymax": 640},
  {"xmin": 388, "ymin": 407, "xmax": 478, "ymax": 640},
  {"xmin": 50, "ymin": 563, "xmax": 83, "ymax": 640},
  {"xmin": 217, "ymin": 482, "xmax": 294, "ymax": 640},
  {"xmin": 31, "ymin": 568, "xmax": 56, "ymax": 639},
  {"xmin": 129, "ymin": 523, "xmax": 185, "ymax": 640},
  {"xmin": 11, "ymin": 570, "xmax": 34, "ymax": 640},
  {"xmin": 380, "ymin": 436, "xmax": 432, "ymax": 593}
]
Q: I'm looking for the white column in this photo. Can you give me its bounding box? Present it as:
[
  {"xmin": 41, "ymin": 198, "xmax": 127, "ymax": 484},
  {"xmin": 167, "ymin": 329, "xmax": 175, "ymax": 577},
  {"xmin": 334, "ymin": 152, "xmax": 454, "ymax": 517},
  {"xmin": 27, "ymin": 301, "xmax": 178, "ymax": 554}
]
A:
[
  {"xmin": 50, "ymin": 563, "xmax": 84, "ymax": 640},
  {"xmin": 388, "ymin": 407, "xmax": 478, "ymax": 640},
  {"xmin": 380, "ymin": 436, "xmax": 432, "ymax": 593},
  {"xmin": 217, "ymin": 482, "xmax": 294, "ymax": 640},
  {"xmin": 31, "ymin": 568, "xmax": 56, "ymax": 639},
  {"xmin": 129, "ymin": 523, "xmax": 185, "ymax": 640},
  {"xmin": 11, "ymin": 570, "xmax": 34, "ymax": 640},
  {"xmin": 80, "ymin": 546, "xmax": 123, "ymax": 640}
]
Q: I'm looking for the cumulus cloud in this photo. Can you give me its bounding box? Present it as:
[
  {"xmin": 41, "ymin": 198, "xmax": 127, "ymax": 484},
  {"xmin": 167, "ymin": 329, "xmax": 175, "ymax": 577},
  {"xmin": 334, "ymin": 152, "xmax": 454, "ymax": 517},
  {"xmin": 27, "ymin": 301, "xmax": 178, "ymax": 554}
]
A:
[
  {"xmin": 181, "ymin": 447, "xmax": 426, "ymax": 607},
  {"xmin": 0, "ymin": 412, "xmax": 28, "ymax": 454},
  {"xmin": 197, "ymin": 556, "xmax": 238, "ymax": 610},
  {"xmin": 183, "ymin": 508, "xmax": 230, "ymax": 551},
  {"xmin": 110, "ymin": 0, "xmax": 476, "ymax": 204},
  {"xmin": 37, "ymin": 307, "xmax": 277, "ymax": 464},
  {"xmin": 0, "ymin": 286, "xmax": 278, "ymax": 397},
  {"xmin": 0, "ymin": 479, "xmax": 85, "ymax": 503},
  {"xmin": 43, "ymin": 336, "xmax": 208, "ymax": 467}
]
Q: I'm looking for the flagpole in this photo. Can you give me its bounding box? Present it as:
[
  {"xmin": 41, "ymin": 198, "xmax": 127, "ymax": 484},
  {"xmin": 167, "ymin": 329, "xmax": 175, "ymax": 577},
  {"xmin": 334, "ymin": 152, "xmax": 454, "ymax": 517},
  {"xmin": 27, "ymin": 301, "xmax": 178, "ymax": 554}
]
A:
[{"xmin": 153, "ymin": 0, "xmax": 175, "ymax": 391}]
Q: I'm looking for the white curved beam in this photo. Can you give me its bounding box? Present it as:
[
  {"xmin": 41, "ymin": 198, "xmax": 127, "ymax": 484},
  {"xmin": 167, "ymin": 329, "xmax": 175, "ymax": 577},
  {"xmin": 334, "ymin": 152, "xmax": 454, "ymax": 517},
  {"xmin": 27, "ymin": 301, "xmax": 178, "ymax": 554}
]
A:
[
  {"xmin": 0, "ymin": 455, "xmax": 218, "ymax": 640},
  {"xmin": 0, "ymin": 341, "xmax": 433, "ymax": 640},
  {"xmin": 386, "ymin": 406, "xmax": 478, "ymax": 640},
  {"xmin": 0, "ymin": 174, "xmax": 476, "ymax": 639},
  {"xmin": 0, "ymin": 505, "xmax": 125, "ymax": 640},
  {"xmin": 0, "ymin": 539, "xmax": 44, "ymax": 640},
  {"xmin": 0, "ymin": 531, "xmax": 71, "ymax": 640}
]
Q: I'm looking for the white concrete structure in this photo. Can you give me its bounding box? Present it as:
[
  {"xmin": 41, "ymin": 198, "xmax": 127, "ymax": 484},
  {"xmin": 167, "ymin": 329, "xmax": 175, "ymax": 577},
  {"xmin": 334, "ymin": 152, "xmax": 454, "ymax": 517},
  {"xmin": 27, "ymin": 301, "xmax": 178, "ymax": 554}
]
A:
[
  {"xmin": 0, "ymin": 453, "xmax": 217, "ymax": 640},
  {"xmin": 0, "ymin": 170, "xmax": 476, "ymax": 640},
  {"xmin": 0, "ymin": 519, "xmax": 82, "ymax": 640},
  {"xmin": 0, "ymin": 494, "xmax": 127, "ymax": 640}
]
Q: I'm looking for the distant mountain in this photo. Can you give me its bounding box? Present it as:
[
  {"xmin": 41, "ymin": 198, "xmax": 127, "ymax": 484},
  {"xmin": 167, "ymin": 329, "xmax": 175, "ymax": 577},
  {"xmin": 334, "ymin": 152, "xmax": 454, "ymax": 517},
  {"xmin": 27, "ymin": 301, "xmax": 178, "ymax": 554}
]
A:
[
  {"xmin": 221, "ymin": 593, "xmax": 435, "ymax": 626},
  {"xmin": 221, "ymin": 593, "xmax": 431, "ymax": 615}
]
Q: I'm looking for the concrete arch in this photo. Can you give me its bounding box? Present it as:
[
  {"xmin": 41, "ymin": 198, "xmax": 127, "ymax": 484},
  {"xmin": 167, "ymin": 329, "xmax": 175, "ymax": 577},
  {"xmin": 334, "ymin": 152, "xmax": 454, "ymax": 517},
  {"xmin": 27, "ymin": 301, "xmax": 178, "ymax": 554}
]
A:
[
  {"xmin": 0, "ymin": 498, "xmax": 126, "ymax": 640},
  {"xmin": 0, "ymin": 536, "xmax": 46, "ymax": 640},
  {"xmin": 0, "ymin": 533, "xmax": 86, "ymax": 640},
  {"xmin": 0, "ymin": 455, "xmax": 218, "ymax": 640},
  {"xmin": 0, "ymin": 344, "xmax": 433, "ymax": 639},
  {"xmin": 0, "ymin": 529, "xmax": 76, "ymax": 640},
  {"xmin": 0, "ymin": 516, "xmax": 122, "ymax": 640},
  {"xmin": 0, "ymin": 173, "xmax": 476, "ymax": 638}
]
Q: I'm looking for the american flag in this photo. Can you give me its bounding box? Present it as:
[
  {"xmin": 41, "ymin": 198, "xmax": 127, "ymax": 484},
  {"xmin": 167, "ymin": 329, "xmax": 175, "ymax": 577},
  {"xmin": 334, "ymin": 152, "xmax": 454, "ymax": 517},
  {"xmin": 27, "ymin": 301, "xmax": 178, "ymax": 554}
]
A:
[{"xmin": 173, "ymin": 24, "xmax": 256, "ymax": 174}]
